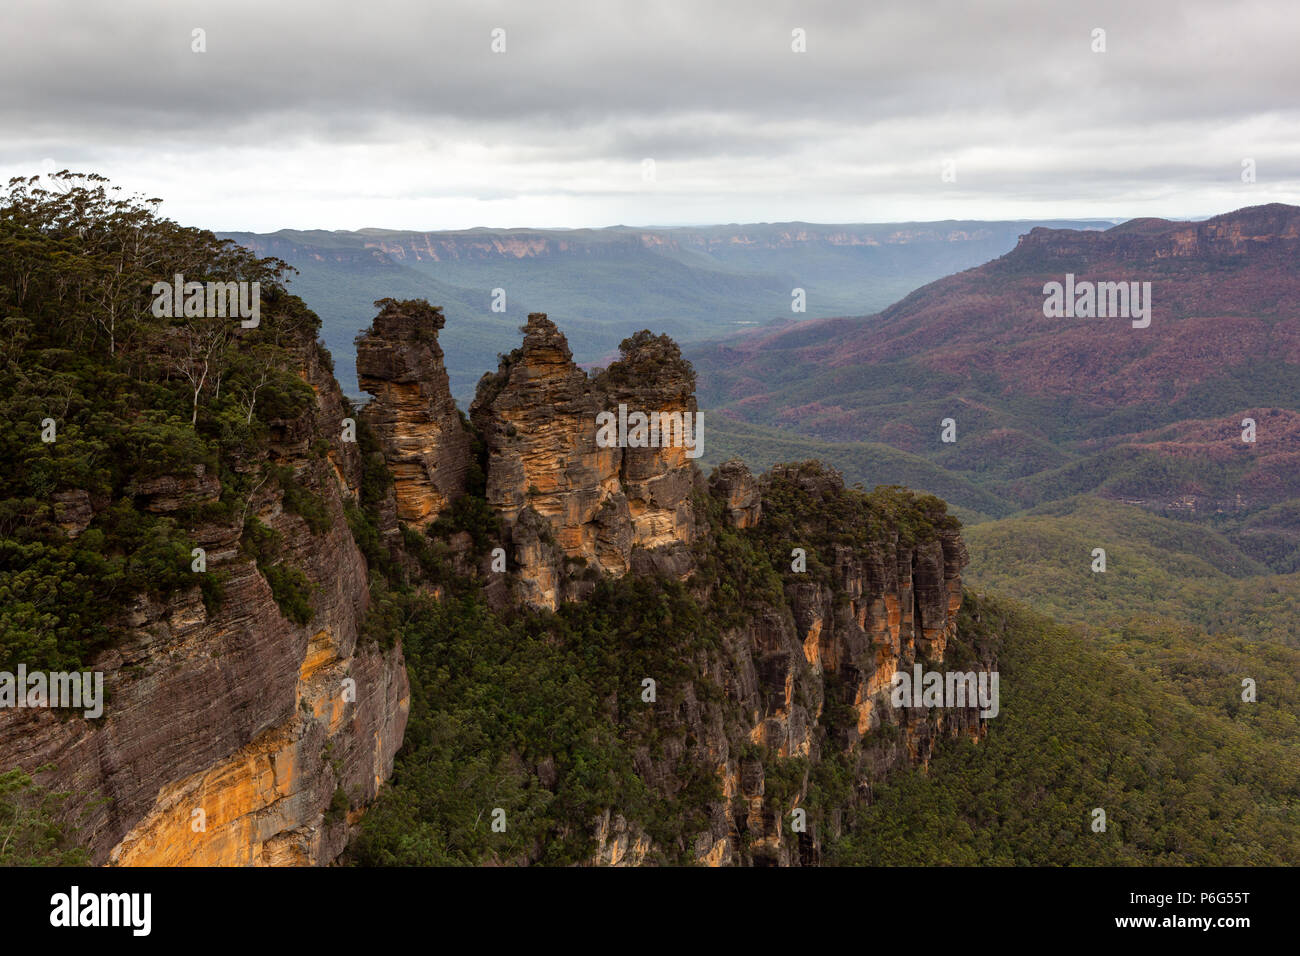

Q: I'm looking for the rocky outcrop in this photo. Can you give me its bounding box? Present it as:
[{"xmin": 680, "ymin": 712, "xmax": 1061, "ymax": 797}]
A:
[
  {"xmin": 708, "ymin": 459, "xmax": 762, "ymax": 529},
  {"xmin": 51, "ymin": 489, "xmax": 94, "ymax": 537},
  {"xmin": 591, "ymin": 810, "xmax": 652, "ymax": 867},
  {"xmin": 346, "ymin": 308, "xmax": 989, "ymax": 868},
  {"xmin": 469, "ymin": 315, "xmax": 697, "ymax": 609},
  {"xmin": 356, "ymin": 298, "xmax": 469, "ymax": 528},
  {"xmin": 594, "ymin": 330, "xmax": 699, "ymax": 579},
  {"xmin": 0, "ymin": 333, "xmax": 409, "ymax": 866},
  {"xmin": 661, "ymin": 464, "xmax": 985, "ymax": 867},
  {"xmin": 4, "ymin": 300, "xmax": 987, "ymax": 869}
]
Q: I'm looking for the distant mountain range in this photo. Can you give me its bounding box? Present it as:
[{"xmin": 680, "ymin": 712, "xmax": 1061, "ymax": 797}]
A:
[
  {"xmin": 693, "ymin": 203, "xmax": 1300, "ymax": 569},
  {"xmin": 219, "ymin": 219, "xmax": 1110, "ymax": 400}
]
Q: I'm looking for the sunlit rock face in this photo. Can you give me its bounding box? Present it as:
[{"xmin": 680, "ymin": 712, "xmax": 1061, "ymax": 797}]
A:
[
  {"xmin": 470, "ymin": 314, "xmax": 697, "ymax": 610},
  {"xmin": 356, "ymin": 298, "xmax": 469, "ymax": 529}
]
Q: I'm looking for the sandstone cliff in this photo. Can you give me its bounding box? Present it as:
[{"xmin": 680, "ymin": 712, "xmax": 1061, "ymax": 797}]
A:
[
  {"xmin": 468, "ymin": 314, "xmax": 697, "ymax": 609},
  {"xmin": 353, "ymin": 306, "xmax": 995, "ymax": 867},
  {"xmin": 606, "ymin": 462, "xmax": 985, "ymax": 867},
  {"xmin": 1015, "ymin": 202, "xmax": 1300, "ymax": 263},
  {"xmin": 356, "ymin": 299, "xmax": 469, "ymax": 529},
  {"xmin": 0, "ymin": 328, "xmax": 409, "ymax": 866},
  {"xmin": 2, "ymin": 296, "xmax": 991, "ymax": 869}
]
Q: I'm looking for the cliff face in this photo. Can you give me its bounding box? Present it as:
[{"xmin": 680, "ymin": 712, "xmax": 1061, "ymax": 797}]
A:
[
  {"xmin": 357, "ymin": 306, "xmax": 993, "ymax": 867},
  {"xmin": 0, "ymin": 332, "xmax": 409, "ymax": 866},
  {"xmin": 227, "ymin": 223, "xmax": 1074, "ymax": 267},
  {"xmin": 1015, "ymin": 203, "xmax": 1300, "ymax": 263},
  {"xmin": 468, "ymin": 315, "xmax": 696, "ymax": 609},
  {"xmin": 616, "ymin": 463, "xmax": 983, "ymax": 867},
  {"xmin": 4, "ymin": 295, "xmax": 988, "ymax": 869}
]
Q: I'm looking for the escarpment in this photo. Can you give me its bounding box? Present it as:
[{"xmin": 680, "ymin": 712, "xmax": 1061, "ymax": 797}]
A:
[
  {"xmin": 0, "ymin": 174, "xmax": 995, "ymax": 870},
  {"xmin": 613, "ymin": 463, "xmax": 988, "ymax": 867},
  {"xmin": 2, "ymin": 288, "xmax": 991, "ymax": 869},
  {"xmin": 0, "ymin": 325, "xmax": 409, "ymax": 867},
  {"xmin": 1015, "ymin": 202, "xmax": 1300, "ymax": 264},
  {"xmin": 352, "ymin": 306, "xmax": 996, "ymax": 867},
  {"xmin": 105, "ymin": 338, "xmax": 410, "ymax": 866}
]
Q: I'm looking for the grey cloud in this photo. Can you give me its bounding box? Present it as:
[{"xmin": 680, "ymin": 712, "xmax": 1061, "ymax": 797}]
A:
[
  {"xmin": 2, "ymin": 0, "xmax": 1295, "ymax": 229},
  {"xmin": 6, "ymin": 0, "xmax": 1297, "ymax": 132}
]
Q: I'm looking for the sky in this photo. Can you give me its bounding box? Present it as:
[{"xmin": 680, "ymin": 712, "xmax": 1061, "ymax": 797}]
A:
[{"xmin": 2, "ymin": 0, "xmax": 1298, "ymax": 232}]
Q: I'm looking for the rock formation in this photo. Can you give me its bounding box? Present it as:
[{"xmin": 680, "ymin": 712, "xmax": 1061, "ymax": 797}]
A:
[
  {"xmin": 594, "ymin": 329, "xmax": 699, "ymax": 578},
  {"xmin": 708, "ymin": 458, "xmax": 762, "ymax": 528},
  {"xmin": 622, "ymin": 462, "xmax": 983, "ymax": 866},
  {"xmin": 469, "ymin": 315, "xmax": 697, "ymax": 609},
  {"xmin": 358, "ymin": 311, "xmax": 991, "ymax": 866},
  {"xmin": 356, "ymin": 298, "xmax": 469, "ymax": 528},
  {"xmin": 1, "ymin": 299, "xmax": 990, "ymax": 869}
]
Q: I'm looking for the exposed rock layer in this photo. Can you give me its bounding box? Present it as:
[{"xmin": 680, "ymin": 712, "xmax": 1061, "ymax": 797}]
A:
[
  {"xmin": 626, "ymin": 462, "xmax": 985, "ymax": 866},
  {"xmin": 361, "ymin": 311, "xmax": 992, "ymax": 866},
  {"xmin": 3, "ymin": 301, "xmax": 989, "ymax": 869},
  {"xmin": 356, "ymin": 298, "xmax": 469, "ymax": 528},
  {"xmin": 470, "ymin": 315, "xmax": 697, "ymax": 609},
  {"xmin": 0, "ymin": 331, "xmax": 409, "ymax": 866}
]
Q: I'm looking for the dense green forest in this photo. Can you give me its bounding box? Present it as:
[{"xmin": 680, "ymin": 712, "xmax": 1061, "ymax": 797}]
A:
[
  {"xmin": 829, "ymin": 599, "xmax": 1300, "ymax": 864},
  {"xmin": 0, "ymin": 173, "xmax": 331, "ymax": 674},
  {"xmin": 964, "ymin": 496, "xmax": 1300, "ymax": 643}
]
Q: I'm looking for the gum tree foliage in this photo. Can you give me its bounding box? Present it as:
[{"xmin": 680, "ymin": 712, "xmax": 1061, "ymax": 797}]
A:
[
  {"xmin": 0, "ymin": 173, "xmax": 324, "ymax": 670},
  {"xmin": 0, "ymin": 767, "xmax": 90, "ymax": 866},
  {"xmin": 593, "ymin": 329, "xmax": 696, "ymax": 391}
]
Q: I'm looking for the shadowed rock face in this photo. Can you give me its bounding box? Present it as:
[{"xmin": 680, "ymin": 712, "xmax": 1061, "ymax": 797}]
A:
[
  {"xmin": 470, "ymin": 314, "xmax": 698, "ymax": 609},
  {"xmin": 0, "ymin": 331, "xmax": 409, "ymax": 866},
  {"xmin": 709, "ymin": 459, "xmax": 762, "ymax": 529},
  {"xmin": 356, "ymin": 298, "xmax": 469, "ymax": 528},
  {"xmin": 728, "ymin": 470, "xmax": 977, "ymax": 866},
  {"xmin": 590, "ymin": 463, "xmax": 983, "ymax": 868}
]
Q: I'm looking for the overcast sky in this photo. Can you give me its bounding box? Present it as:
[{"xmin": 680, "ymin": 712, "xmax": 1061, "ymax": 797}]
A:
[{"xmin": 2, "ymin": 0, "xmax": 1297, "ymax": 231}]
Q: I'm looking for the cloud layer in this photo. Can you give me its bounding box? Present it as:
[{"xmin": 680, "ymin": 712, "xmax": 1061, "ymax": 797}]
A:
[{"xmin": 3, "ymin": 0, "xmax": 1297, "ymax": 229}]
